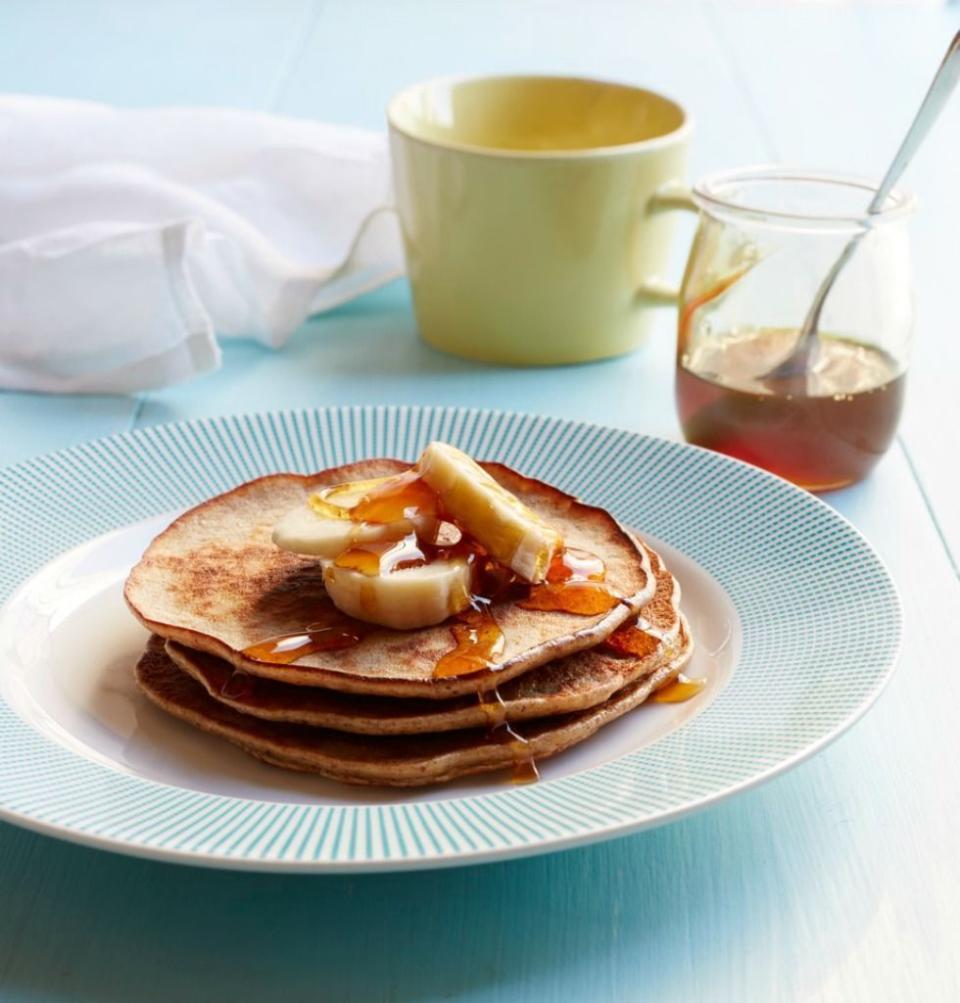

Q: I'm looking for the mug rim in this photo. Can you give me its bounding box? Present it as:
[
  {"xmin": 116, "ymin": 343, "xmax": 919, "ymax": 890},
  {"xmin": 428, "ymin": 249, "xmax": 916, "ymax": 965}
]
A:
[{"xmin": 386, "ymin": 73, "xmax": 693, "ymax": 160}]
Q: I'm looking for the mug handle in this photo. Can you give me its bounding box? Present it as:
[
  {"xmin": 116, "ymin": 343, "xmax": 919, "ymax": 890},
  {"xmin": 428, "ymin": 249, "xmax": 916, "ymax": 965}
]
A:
[{"xmin": 635, "ymin": 181, "xmax": 698, "ymax": 306}]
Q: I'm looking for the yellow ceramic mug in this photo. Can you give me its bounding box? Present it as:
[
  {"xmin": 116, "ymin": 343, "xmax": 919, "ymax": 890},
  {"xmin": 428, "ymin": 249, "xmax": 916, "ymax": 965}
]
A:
[{"xmin": 387, "ymin": 75, "xmax": 692, "ymax": 365}]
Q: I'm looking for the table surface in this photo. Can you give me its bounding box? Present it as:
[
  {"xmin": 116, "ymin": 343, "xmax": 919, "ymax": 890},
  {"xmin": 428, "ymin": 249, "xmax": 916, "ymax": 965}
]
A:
[{"xmin": 2, "ymin": 2, "xmax": 959, "ymax": 1001}]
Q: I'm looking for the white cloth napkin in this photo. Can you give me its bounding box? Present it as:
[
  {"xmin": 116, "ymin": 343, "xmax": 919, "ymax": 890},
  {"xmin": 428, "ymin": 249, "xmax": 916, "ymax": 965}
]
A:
[{"xmin": 0, "ymin": 96, "xmax": 404, "ymax": 394}]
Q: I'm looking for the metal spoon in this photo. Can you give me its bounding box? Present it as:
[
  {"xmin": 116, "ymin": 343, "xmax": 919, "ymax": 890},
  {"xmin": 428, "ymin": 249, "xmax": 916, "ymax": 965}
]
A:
[{"xmin": 765, "ymin": 29, "xmax": 960, "ymax": 382}]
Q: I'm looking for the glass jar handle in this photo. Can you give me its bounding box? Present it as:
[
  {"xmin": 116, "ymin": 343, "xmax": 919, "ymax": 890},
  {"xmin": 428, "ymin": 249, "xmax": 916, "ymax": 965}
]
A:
[{"xmin": 635, "ymin": 181, "xmax": 698, "ymax": 305}]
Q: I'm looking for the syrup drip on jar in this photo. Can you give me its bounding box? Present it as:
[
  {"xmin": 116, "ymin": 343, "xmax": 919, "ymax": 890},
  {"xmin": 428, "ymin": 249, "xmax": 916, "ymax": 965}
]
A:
[
  {"xmin": 477, "ymin": 687, "xmax": 539, "ymax": 784},
  {"xmin": 653, "ymin": 674, "xmax": 706, "ymax": 704},
  {"xmin": 242, "ymin": 600, "xmax": 370, "ymax": 665},
  {"xmin": 518, "ymin": 548, "xmax": 619, "ymax": 615}
]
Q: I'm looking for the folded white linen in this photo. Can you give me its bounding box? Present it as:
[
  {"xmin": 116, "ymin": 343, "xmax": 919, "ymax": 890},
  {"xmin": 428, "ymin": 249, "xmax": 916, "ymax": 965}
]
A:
[{"xmin": 0, "ymin": 96, "xmax": 404, "ymax": 393}]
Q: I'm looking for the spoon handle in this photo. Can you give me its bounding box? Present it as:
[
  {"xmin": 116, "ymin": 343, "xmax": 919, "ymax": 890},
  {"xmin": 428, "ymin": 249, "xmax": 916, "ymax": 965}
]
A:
[
  {"xmin": 870, "ymin": 30, "xmax": 960, "ymax": 214},
  {"xmin": 783, "ymin": 29, "xmax": 960, "ymax": 371}
]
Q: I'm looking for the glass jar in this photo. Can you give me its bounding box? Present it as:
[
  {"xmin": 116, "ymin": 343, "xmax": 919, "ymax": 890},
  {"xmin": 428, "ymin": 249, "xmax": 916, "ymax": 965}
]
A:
[{"xmin": 675, "ymin": 166, "xmax": 916, "ymax": 491}]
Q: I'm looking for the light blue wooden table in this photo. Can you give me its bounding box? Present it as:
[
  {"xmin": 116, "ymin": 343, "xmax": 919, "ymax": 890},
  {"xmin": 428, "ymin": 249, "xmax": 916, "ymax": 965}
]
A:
[{"xmin": 2, "ymin": 2, "xmax": 959, "ymax": 1001}]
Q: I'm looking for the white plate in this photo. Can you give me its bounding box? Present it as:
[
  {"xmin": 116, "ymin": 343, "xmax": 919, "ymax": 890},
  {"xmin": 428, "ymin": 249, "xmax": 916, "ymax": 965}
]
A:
[{"xmin": 0, "ymin": 407, "xmax": 900, "ymax": 871}]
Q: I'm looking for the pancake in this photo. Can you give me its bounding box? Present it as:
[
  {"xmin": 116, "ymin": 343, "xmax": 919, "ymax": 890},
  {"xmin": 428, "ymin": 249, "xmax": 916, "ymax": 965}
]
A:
[
  {"xmin": 165, "ymin": 544, "xmax": 682, "ymax": 734},
  {"xmin": 124, "ymin": 459, "xmax": 654, "ymax": 699},
  {"xmin": 136, "ymin": 621, "xmax": 694, "ymax": 787}
]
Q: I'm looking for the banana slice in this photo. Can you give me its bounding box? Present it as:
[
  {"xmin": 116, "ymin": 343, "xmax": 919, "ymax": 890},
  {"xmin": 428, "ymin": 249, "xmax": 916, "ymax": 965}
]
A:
[
  {"xmin": 322, "ymin": 557, "xmax": 472, "ymax": 630},
  {"xmin": 417, "ymin": 441, "xmax": 562, "ymax": 582},
  {"xmin": 273, "ymin": 506, "xmax": 416, "ymax": 559}
]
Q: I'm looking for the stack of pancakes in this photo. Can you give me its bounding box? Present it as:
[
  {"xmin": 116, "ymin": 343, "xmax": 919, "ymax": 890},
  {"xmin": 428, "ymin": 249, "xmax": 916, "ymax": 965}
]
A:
[{"xmin": 125, "ymin": 460, "xmax": 693, "ymax": 786}]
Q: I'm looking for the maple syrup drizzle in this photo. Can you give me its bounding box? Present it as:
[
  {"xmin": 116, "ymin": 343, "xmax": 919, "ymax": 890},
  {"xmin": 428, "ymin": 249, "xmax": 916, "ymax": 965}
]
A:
[
  {"xmin": 653, "ymin": 674, "xmax": 707, "ymax": 704},
  {"xmin": 350, "ymin": 470, "xmax": 439, "ymax": 524},
  {"xmin": 309, "ymin": 471, "xmax": 441, "ymax": 524},
  {"xmin": 434, "ymin": 606, "xmax": 505, "ymax": 678},
  {"xmin": 241, "ymin": 601, "xmax": 370, "ymax": 665},
  {"xmin": 241, "ymin": 627, "xmax": 362, "ymax": 664},
  {"xmin": 547, "ymin": 548, "xmax": 604, "ymax": 582},
  {"xmin": 505, "ymin": 727, "xmax": 540, "ymax": 784},
  {"xmin": 477, "ymin": 686, "xmax": 539, "ymax": 784},
  {"xmin": 518, "ymin": 548, "xmax": 618, "ymax": 616},
  {"xmin": 477, "ymin": 686, "xmax": 508, "ymax": 729},
  {"xmin": 510, "ymin": 755, "xmax": 541, "ymax": 785},
  {"xmin": 602, "ymin": 617, "xmax": 662, "ymax": 658},
  {"xmin": 334, "ymin": 533, "xmax": 428, "ymax": 576},
  {"xmin": 333, "ymin": 520, "xmax": 467, "ymax": 578},
  {"xmin": 519, "ymin": 581, "xmax": 620, "ymax": 615}
]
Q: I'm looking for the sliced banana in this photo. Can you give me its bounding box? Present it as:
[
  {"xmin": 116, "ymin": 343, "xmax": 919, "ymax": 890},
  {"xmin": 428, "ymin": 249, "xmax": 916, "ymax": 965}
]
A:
[
  {"xmin": 273, "ymin": 506, "xmax": 416, "ymax": 559},
  {"xmin": 322, "ymin": 557, "xmax": 472, "ymax": 630},
  {"xmin": 417, "ymin": 441, "xmax": 562, "ymax": 582}
]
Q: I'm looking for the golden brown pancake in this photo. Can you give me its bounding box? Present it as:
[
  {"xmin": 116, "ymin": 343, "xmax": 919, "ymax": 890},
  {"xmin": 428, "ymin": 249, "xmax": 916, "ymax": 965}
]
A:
[
  {"xmin": 124, "ymin": 459, "xmax": 654, "ymax": 699},
  {"xmin": 165, "ymin": 545, "xmax": 682, "ymax": 734},
  {"xmin": 136, "ymin": 621, "xmax": 693, "ymax": 787}
]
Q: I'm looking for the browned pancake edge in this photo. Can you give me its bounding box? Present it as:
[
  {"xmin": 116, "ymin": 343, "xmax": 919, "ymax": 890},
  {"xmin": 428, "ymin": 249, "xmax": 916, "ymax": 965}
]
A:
[{"xmin": 135, "ymin": 620, "xmax": 694, "ymax": 787}]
